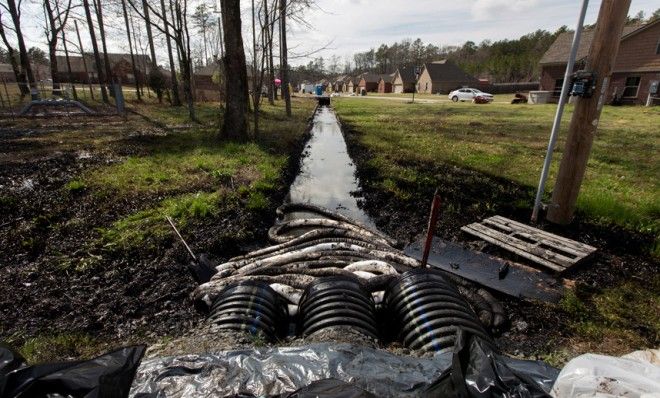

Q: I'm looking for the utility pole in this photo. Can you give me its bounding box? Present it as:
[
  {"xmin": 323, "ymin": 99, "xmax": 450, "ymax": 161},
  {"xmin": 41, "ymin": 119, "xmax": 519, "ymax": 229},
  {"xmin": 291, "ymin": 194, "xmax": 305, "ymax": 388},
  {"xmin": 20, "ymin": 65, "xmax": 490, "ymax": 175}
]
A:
[
  {"xmin": 280, "ymin": 0, "xmax": 291, "ymax": 117},
  {"xmin": 546, "ymin": 0, "xmax": 631, "ymax": 224}
]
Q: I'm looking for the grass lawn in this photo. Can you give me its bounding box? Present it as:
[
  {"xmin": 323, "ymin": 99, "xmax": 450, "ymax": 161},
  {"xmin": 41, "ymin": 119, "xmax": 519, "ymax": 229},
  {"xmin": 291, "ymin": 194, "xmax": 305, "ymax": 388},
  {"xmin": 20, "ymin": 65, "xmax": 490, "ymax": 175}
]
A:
[
  {"xmin": 334, "ymin": 97, "xmax": 659, "ymax": 361},
  {"xmin": 334, "ymin": 97, "xmax": 659, "ymax": 238}
]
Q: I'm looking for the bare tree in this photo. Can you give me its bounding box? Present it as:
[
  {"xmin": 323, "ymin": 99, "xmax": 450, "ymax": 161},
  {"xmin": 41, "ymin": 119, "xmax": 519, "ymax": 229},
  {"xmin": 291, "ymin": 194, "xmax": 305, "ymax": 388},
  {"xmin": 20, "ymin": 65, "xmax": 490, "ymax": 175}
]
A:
[
  {"xmin": 192, "ymin": 4, "xmax": 212, "ymax": 65},
  {"xmin": 0, "ymin": 10, "xmax": 23, "ymax": 91},
  {"xmin": 220, "ymin": 0, "xmax": 249, "ymax": 140},
  {"xmin": 43, "ymin": 0, "xmax": 72, "ymax": 94},
  {"xmin": 159, "ymin": 0, "xmax": 181, "ymax": 106},
  {"xmin": 92, "ymin": 0, "xmax": 114, "ymax": 94},
  {"xmin": 82, "ymin": 0, "xmax": 108, "ymax": 102},
  {"xmin": 141, "ymin": 0, "xmax": 157, "ymax": 68},
  {"xmin": 1, "ymin": 0, "xmax": 35, "ymax": 94},
  {"xmin": 55, "ymin": 1, "xmax": 76, "ymax": 100},
  {"xmin": 121, "ymin": 0, "xmax": 141, "ymax": 100},
  {"xmin": 73, "ymin": 19, "xmax": 94, "ymax": 99}
]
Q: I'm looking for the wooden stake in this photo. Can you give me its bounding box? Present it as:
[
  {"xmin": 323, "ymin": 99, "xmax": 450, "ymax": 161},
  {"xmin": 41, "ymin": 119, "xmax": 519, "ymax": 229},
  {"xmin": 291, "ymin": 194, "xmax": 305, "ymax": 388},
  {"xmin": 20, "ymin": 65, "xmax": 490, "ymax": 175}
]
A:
[
  {"xmin": 547, "ymin": 0, "xmax": 631, "ymax": 225},
  {"xmin": 421, "ymin": 189, "xmax": 441, "ymax": 268}
]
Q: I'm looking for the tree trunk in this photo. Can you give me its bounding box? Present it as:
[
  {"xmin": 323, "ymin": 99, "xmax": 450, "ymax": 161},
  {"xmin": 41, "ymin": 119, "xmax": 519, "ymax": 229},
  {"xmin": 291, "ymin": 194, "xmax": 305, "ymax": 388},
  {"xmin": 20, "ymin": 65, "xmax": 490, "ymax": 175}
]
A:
[
  {"xmin": 220, "ymin": 0, "xmax": 249, "ymax": 140},
  {"xmin": 142, "ymin": 0, "xmax": 157, "ymax": 67},
  {"xmin": 44, "ymin": 0, "xmax": 62, "ymax": 95},
  {"xmin": 93, "ymin": 0, "xmax": 114, "ymax": 95},
  {"xmin": 74, "ymin": 19, "xmax": 95, "ymax": 100},
  {"xmin": 264, "ymin": 0, "xmax": 274, "ymax": 105},
  {"xmin": 0, "ymin": 15, "xmax": 23, "ymax": 92},
  {"xmin": 5, "ymin": 0, "xmax": 34, "ymax": 94},
  {"xmin": 279, "ymin": 0, "xmax": 291, "ymax": 116},
  {"xmin": 160, "ymin": 0, "xmax": 181, "ymax": 106},
  {"xmin": 122, "ymin": 0, "xmax": 141, "ymax": 101},
  {"xmin": 82, "ymin": 0, "xmax": 108, "ymax": 102},
  {"xmin": 55, "ymin": 1, "xmax": 77, "ymax": 100}
]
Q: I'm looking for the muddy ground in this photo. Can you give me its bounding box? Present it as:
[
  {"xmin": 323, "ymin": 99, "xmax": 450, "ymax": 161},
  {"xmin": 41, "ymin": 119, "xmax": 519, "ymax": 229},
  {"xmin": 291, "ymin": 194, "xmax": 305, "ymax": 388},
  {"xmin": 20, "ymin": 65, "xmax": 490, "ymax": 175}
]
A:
[
  {"xmin": 341, "ymin": 120, "xmax": 659, "ymax": 359},
  {"xmin": 0, "ymin": 112, "xmax": 310, "ymax": 360},
  {"xmin": 1, "ymin": 106, "xmax": 657, "ymax": 364}
]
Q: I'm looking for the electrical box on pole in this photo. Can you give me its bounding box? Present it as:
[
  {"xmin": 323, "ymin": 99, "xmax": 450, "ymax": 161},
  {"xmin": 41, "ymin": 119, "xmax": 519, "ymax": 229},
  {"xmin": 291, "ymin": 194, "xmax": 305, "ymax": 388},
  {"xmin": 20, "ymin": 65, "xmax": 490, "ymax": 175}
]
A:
[{"xmin": 546, "ymin": 0, "xmax": 631, "ymax": 225}]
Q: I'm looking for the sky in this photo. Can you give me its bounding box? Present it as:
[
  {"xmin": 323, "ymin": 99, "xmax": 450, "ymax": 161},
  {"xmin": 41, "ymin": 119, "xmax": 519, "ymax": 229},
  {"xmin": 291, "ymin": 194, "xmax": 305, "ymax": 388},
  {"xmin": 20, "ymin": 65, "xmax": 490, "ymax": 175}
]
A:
[
  {"xmin": 285, "ymin": 0, "xmax": 659, "ymax": 65},
  {"xmin": 12, "ymin": 0, "xmax": 660, "ymax": 68}
]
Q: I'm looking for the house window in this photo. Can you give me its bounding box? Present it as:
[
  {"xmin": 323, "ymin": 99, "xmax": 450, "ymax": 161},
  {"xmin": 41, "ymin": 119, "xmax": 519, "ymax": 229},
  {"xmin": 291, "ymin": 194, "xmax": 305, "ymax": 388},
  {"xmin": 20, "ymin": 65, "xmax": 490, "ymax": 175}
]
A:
[
  {"xmin": 656, "ymin": 39, "xmax": 660, "ymax": 55},
  {"xmin": 553, "ymin": 78, "xmax": 564, "ymax": 96},
  {"xmin": 622, "ymin": 76, "xmax": 641, "ymax": 98}
]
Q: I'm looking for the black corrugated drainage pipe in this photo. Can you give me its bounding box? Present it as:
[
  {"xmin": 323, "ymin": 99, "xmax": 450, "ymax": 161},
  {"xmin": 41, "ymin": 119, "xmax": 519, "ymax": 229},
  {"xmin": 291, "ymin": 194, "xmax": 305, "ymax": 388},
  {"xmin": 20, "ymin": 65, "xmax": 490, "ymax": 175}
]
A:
[
  {"xmin": 384, "ymin": 269, "xmax": 496, "ymax": 354},
  {"xmin": 208, "ymin": 281, "xmax": 288, "ymax": 341},
  {"xmin": 298, "ymin": 276, "xmax": 379, "ymax": 340}
]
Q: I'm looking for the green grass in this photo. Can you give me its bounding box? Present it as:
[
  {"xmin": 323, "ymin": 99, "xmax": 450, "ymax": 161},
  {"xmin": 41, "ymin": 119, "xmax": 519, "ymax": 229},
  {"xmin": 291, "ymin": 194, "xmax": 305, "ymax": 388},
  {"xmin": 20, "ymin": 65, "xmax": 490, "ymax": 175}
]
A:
[
  {"xmin": 91, "ymin": 99, "xmax": 314, "ymax": 252},
  {"xmin": 334, "ymin": 98, "xmax": 660, "ymax": 234},
  {"xmin": 557, "ymin": 277, "xmax": 660, "ymax": 355},
  {"xmin": 7, "ymin": 333, "xmax": 107, "ymax": 363}
]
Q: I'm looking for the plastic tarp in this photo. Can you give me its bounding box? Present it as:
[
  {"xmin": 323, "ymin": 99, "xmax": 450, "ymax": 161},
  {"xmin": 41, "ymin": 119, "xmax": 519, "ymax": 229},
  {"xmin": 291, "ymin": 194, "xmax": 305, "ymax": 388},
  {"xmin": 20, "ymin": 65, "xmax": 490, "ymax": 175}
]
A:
[
  {"xmin": 551, "ymin": 349, "xmax": 660, "ymax": 398},
  {"xmin": 130, "ymin": 343, "xmax": 452, "ymax": 397},
  {"xmin": 424, "ymin": 332, "xmax": 559, "ymax": 397},
  {"xmin": 130, "ymin": 336, "xmax": 559, "ymax": 397},
  {"xmin": 0, "ymin": 344, "xmax": 145, "ymax": 398}
]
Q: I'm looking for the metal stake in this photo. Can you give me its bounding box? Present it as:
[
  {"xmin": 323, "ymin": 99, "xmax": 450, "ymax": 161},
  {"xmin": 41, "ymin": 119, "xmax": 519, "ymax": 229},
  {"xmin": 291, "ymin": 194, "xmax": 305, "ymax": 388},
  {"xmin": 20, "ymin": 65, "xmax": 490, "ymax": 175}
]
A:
[
  {"xmin": 531, "ymin": 0, "xmax": 589, "ymax": 223},
  {"xmin": 421, "ymin": 189, "xmax": 442, "ymax": 268},
  {"xmin": 166, "ymin": 216, "xmax": 197, "ymax": 261}
]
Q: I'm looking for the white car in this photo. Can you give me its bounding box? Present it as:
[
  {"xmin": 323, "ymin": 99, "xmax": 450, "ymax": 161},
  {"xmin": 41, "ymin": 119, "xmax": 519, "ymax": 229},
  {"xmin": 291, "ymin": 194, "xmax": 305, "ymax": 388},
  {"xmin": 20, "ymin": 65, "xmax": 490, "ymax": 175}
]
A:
[{"xmin": 448, "ymin": 88, "xmax": 494, "ymax": 102}]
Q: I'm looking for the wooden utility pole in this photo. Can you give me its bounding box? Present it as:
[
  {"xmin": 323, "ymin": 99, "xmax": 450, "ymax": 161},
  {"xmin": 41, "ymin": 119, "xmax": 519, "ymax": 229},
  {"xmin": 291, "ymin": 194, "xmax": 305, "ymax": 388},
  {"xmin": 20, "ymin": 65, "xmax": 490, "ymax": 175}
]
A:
[{"xmin": 546, "ymin": 0, "xmax": 631, "ymax": 224}]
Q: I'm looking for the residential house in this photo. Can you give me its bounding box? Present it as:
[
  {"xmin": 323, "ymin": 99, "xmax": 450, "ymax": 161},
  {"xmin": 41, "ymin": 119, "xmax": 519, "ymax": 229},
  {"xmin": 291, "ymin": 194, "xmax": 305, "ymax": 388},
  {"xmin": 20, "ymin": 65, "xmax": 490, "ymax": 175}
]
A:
[
  {"xmin": 357, "ymin": 73, "xmax": 380, "ymax": 93},
  {"xmin": 416, "ymin": 60, "xmax": 479, "ymax": 94},
  {"xmin": 539, "ymin": 19, "xmax": 660, "ymax": 104},
  {"xmin": 392, "ymin": 66, "xmax": 417, "ymax": 93},
  {"xmin": 0, "ymin": 63, "xmax": 16, "ymax": 82},
  {"xmin": 377, "ymin": 73, "xmax": 395, "ymax": 93},
  {"xmin": 346, "ymin": 77, "xmax": 355, "ymax": 93},
  {"xmin": 54, "ymin": 53, "xmax": 152, "ymax": 84}
]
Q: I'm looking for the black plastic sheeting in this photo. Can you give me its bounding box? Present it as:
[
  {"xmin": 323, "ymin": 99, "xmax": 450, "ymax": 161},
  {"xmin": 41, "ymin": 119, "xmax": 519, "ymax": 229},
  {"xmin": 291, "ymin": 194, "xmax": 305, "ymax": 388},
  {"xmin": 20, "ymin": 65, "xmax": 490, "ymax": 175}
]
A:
[
  {"xmin": 1, "ymin": 334, "xmax": 558, "ymax": 397},
  {"xmin": 129, "ymin": 337, "xmax": 559, "ymax": 397},
  {"xmin": 425, "ymin": 332, "xmax": 559, "ymax": 397},
  {"xmin": 0, "ymin": 343, "xmax": 145, "ymax": 398}
]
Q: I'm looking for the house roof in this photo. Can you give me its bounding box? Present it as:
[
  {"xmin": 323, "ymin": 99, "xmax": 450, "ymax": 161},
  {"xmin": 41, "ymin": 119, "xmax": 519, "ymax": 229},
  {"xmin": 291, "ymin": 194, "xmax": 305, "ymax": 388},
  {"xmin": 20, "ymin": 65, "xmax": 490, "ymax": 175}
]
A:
[
  {"xmin": 359, "ymin": 73, "xmax": 381, "ymax": 84},
  {"xmin": 395, "ymin": 66, "xmax": 417, "ymax": 83},
  {"xmin": 377, "ymin": 73, "xmax": 395, "ymax": 83},
  {"xmin": 423, "ymin": 60, "xmax": 477, "ymax": 83},
  {"xmin": 0, "ymin": 63, "xmax": 13, "ymax": 73},
  {"xmin": 539, "ymin": 23, "xmax": 648, "ymax": 65}
]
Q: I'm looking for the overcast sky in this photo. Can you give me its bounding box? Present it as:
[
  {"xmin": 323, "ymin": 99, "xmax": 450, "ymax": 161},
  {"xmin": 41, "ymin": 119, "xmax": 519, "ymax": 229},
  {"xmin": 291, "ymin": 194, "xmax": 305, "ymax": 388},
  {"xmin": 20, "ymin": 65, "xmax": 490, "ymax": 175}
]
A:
[
  {"xmin": 14, "ymin": 0, "xmax": 659, "ymax": 67},
  {"xmin": 286, "ymin": 0, "xmax": 659, "ymax": 65}
]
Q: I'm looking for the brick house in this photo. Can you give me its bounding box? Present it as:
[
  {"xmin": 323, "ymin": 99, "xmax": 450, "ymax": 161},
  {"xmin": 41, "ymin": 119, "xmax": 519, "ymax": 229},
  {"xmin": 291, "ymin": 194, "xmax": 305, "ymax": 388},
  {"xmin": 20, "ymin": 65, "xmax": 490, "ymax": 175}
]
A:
[
  {"xmin": 416, "ymin": 60, "xmax": 479, "ymax": 94},
  {"xmin": 377, "ymin": 73, "xmax": 394, "ymax": 93},
  {"xmin": 346, "ymin": 77, "xmax": 356, "ymax": 93},
  {"xmin": 539, "ymin": 19, "xmax": 660, "ymax": 104},
  {"xmin": 392, "ymin": 66, "xmax": 417, "ymax": 93},
  {"xmin": 55, "ymin": 53, "xmax": 152, "ymax": 84},
  {"xmin": 357, "ymin": 73, "xmax": 380, "ymax": 93}
]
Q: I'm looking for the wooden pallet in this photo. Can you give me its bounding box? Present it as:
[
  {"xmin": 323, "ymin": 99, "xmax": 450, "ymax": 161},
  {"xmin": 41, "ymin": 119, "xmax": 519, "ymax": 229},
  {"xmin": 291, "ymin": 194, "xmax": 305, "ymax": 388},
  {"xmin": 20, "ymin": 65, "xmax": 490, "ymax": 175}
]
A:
[{"xmin": 461, "ymin": 215, "xmax": 597, "ymax": 273}]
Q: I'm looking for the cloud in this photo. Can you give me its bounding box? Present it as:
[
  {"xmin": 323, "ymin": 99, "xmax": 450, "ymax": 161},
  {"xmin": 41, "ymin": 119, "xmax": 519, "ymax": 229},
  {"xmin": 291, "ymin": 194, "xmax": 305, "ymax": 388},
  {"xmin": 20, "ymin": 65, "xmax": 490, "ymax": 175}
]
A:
[{"xmin": 470, "ymin": 0, "xmax": 541, "ymax": 21}]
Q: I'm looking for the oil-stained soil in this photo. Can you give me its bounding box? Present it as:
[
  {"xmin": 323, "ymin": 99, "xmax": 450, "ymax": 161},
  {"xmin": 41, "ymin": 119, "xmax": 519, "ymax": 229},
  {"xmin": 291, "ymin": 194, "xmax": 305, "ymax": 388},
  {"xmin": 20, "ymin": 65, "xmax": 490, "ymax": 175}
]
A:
[
  {"xmin": 0, "ymin": 112, "xmax": 310, "ymax": 360},
  {"xmin": 340, "ymin": 119, "xmax": 659, "ymax": 359}
]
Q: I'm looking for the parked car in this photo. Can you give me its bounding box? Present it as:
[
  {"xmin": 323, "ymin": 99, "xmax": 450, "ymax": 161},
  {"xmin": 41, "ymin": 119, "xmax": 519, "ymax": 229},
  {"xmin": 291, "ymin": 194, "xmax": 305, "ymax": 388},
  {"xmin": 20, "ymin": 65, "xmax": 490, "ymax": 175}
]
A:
[{"xmin": 448, "ymin": 88, "xmax": 493, "ymax": 102}]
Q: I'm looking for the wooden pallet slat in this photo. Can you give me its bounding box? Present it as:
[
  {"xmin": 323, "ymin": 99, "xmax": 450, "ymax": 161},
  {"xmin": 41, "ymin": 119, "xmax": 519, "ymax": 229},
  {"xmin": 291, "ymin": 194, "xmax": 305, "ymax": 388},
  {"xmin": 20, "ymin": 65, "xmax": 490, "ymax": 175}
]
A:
[{"xmin": 461, "ymin": 215, "xmax": 597, "ymax": 273}]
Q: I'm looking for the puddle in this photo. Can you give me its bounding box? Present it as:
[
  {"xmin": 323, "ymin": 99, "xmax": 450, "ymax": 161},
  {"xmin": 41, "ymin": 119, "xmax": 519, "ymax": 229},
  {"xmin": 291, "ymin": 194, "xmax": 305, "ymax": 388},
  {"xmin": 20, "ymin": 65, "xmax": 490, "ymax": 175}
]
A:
[{"xmin": 284, "ymin": 106, "xmax": 377, "ymax": 230}]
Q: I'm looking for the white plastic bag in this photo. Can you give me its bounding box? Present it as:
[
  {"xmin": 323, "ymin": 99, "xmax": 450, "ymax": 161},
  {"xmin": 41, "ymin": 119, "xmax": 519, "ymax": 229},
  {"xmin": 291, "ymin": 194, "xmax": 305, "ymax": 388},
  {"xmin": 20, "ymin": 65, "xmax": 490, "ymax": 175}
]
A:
[{"xmin": 551, "ymin": 350, "xmax": 660, "ymax": 397}]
